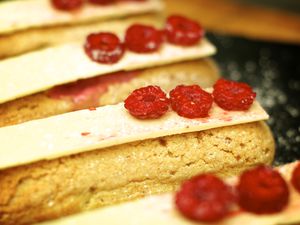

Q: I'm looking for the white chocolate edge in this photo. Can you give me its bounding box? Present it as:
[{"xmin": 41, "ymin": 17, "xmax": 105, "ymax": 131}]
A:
[
  {"xmin": 0, "ymin": 39, "xmax": 216, "ymax": 104},
  {"xmin": 0, "ymin": 0, "xmax": 163, "ymax": 34},
  {"xmin": 38, "ymin": 162, "xmax": 300, "ymax": 225},
  {"xmin": 0, "ymin": 97, "xmax": 268, "ymax": 170}
]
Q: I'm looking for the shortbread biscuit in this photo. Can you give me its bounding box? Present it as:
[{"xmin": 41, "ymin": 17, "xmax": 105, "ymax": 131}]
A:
[
  {"xmin": 0, "ymin": 59, "xmax": 219, "ymax": 127},
  {"xmin": 0, "ymin": 121, "xmax": 275, "ymax": 225}
]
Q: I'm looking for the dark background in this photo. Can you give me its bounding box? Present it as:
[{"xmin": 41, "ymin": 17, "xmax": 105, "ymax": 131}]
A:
[{"xmin": 208, "ymin": 33, "xmax": 300, "ymax": 165}]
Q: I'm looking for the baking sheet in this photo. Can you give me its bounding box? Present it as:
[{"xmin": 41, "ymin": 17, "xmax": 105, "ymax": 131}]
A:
[{"xmin": 208, "ymin": 33, "xmax": 300, "ymax": 164}]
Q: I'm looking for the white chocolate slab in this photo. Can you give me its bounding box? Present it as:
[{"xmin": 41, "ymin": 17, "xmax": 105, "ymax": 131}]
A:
[
  {"xmin": 0, "ymin": 0, "xmax": 163, "ymax": 35},
  {"xmin": 0, "ymin": 39, "xmax": 216, "ymax": 104},
  {"xmin": 38, "ymin": 162, "xmax": 300, "ymax": 225},
  {"xmin": 0, "ymin": 98, "xmax": 268, "ymax": 170}
]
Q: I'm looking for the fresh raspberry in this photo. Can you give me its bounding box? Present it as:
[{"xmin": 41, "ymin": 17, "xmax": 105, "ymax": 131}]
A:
[
  {"xmin": 213, "ymin": 79, "xmax": 256, "ymax": 111},
  {"xmin": 176, "ymin": 174, "xmax": 236, "ymax": 223},
  {"xmin": 169, "ymin": 85, "xmax": 213, "ymax": 119},
  {"xmin": 118, "ymin": 0, "xmax": 146, "ymax": 1},
  {"xmin": 165, "ymin": 15, "xmax": 204, "ymax": 46},
  {"xmin": 119, "ymin": 0, "xmax": 146, "ymax": 1},
  {"xmin": 124, "ymin": 86, "xmax": 169, "ymax": 119},
  {"xmin": 292, "ymin": 163, "xmax": 300, "ymax": 193},
  {"xmin": 51, "ymin": 0, "xmax": 83, "ymax": 10},
  {"xmin": 237, "ymin": 166, "xmax": 289, "ymax": 214},
  {"xmin": 125, "ymin": 24, "xmax": 163, "ymax": 53},
  {"xmin": 88, "ymin": 0, "xmax": 116, "ymax": 5},
  {"xmin": 84, "ymin": 32, "xmax": 125, "ymax": 64}
]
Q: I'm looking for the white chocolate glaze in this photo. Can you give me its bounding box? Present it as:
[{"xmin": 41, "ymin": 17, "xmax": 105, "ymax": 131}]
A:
[
  {"xmin": 0, "ymin": 97, "xmax": 267, "ymax": 170},
  {"xmin": 0, "ymin": 39, "xmax": 216, "ymax": 104}
]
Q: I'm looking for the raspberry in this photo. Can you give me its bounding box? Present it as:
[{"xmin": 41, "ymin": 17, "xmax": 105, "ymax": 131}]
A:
[
  {"xmin": 292, "ymin": 163, "xmax": 300, "ymax": 193},
  {"xmin": 125, "ymin": 24, "xmax": 163, "ymax": 53},
  {"xmin": 124, "ymin": 86, "xmax": 169, "ymax": 119},
  {"xmin": 237, "ymin": 166, "xmax": 289, "ymax": 214},
  {"xmin": 88, "ymin": 0, "xmax": 116, "ymax": 5},
  {"xmin": 84, "ymin": 32, "xmax": 125, "ymax": 64},
  {"xmin": 119, "ymin": 0, "xmax": 146, "ymax": 1},
  {"xmin": 165, "ymin": 15, "xmax": 204, "ymax": 46},
  {"xmin": 169, "ymin": 85, "xmax": 213, "ymax": 119},
  {"xmin": 175, "ymin": 174, "xmax": 236, "ymax": 223},
  {"xmin": 213, "ymin": 79, "xmax": 256, "ymax": 111},
  {"xmin": 51, "ymin": 0, "xmax": 83, "ymax": 10}
]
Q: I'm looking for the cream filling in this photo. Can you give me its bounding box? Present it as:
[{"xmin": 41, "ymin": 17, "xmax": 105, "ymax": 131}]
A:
[
  {"xmin": 0, "ymin": 97, "xmax": 268, "ymax": 170},
  {"xmin": 37, "ymin": 162, "xmax": 300, "ymax": 225},
  {"xmin": 0, "ymin": 39, "xmax": 216, "ymax": 104},
  {"xmin": 0, "ymin": 0, "xmax": 163, "ymax": 34}
]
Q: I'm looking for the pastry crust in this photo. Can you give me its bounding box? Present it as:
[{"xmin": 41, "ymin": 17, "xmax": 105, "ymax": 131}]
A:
[
  {"xmin": 0, "ymin": 121, "xmax": 275, "ymax": 225},
  {"xmin": 0, "ymin": 58, "xmax": 219, "ymax": 127},
  {"xmin": 0, "ymin": 0, "xmax": 163, "ymax": 35},
  {"xmin": 0, "ymin": 14, "xmax": 162, "ymax": 59}
]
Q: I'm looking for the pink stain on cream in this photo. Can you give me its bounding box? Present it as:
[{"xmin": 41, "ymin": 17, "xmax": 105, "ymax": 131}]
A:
[
  {"xmin": 47, "ymin": 70, "xmax": 140, "ymax": 109},
  {"xmin": 79, "ymin": 104, "xmax": 260, "ymax": 144}
]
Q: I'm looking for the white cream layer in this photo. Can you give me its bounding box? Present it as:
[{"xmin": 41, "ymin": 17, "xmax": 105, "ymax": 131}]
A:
[
  {"xmin": 0, "ymin": 98, "xmax": 268, "ymax": 170},
  {"xmin": 0, "ymin": 39, "xmax": 216, "ymax": 104}
]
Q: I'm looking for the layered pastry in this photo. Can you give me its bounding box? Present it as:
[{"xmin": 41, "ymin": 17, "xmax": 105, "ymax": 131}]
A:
[
  {"xmin": 0, "ymin": 15, "xmax": 218, "ymax": 127},
  {"xmin": 0, "ymin": 80, "xmax": 275, "ymax": 225},
  {"xmin": 38, "ymin": 162, "xmax": 300, "ymax": 225},
  {"xmin": 0, "ymin": 12, "xmax": 276, "ymax": 225},
  {"xmin": 0, "ymin": 59, "xmax": 219, "ymax": 127},
  {"xmin": 0, "ymin": 0, "xmax": 163, "ymax": 58}
]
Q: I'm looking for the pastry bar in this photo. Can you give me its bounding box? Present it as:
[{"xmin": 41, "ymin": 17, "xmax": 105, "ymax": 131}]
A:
[
  {"xmin": 0, "ymin": 59, "xmax": 219, "ymax": 127},
  {"xmin": 38, "ymin": 162, "xmax": 300, "ymax": 225},
  {"xmin": 0, "ymin": 14, "xmax": 163, "ymax": 59},
  {"xmin": 0, "ymin": 15, "xmax": 217, "ymax": 127},
  {"xmin": 0, "ymin": 94, "xmax": 275, "ymax": 224},
  {"xmin": 0, "ymin": 39, "xmax": 215, "ymax": 104},
  {"xmin": 0, "ymin": 0, "xmax": 163, "ymax": 58},
  {"xmin": 0, "ymin": 0, "xmax": 163, "ymax": 34}
]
